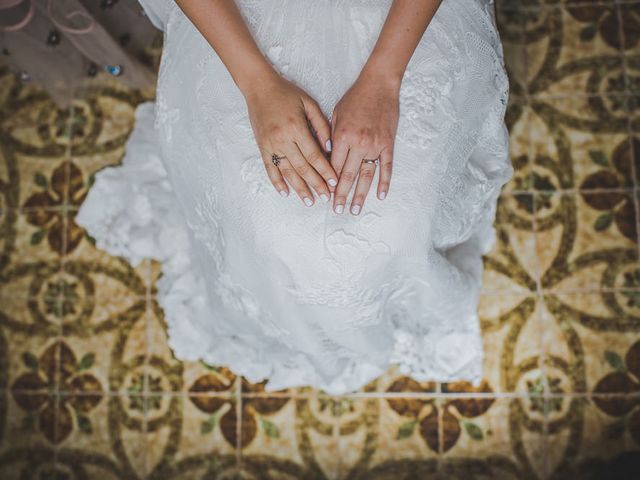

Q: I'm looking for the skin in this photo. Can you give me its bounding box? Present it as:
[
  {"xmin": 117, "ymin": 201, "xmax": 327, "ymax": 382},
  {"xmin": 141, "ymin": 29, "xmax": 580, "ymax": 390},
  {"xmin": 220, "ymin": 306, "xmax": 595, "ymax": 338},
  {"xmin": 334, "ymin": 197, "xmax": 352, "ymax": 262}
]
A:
[{"xmin": 175, "ymin": 0, "xmax": 443, "ymax": 213}]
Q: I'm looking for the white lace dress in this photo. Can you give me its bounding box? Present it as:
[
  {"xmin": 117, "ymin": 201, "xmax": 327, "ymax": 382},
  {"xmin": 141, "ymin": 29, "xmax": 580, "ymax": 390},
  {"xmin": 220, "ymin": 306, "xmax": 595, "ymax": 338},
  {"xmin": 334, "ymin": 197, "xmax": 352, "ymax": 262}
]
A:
[{"xmin": 76, "ymin": 0, "xmax": 513, "ymax": 395}]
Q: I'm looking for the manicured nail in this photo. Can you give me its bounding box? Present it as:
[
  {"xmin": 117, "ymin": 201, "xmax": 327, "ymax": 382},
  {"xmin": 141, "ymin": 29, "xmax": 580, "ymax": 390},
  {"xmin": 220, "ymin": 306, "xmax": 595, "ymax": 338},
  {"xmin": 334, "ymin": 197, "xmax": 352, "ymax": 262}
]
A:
[
  {"xmin": 351, "ymin": 204, "xmax": 361, "ymax": 215},
  {"xmin": 280, "ymin": 190, "xmax": 288, "ymax": 197},
  {"xmin": 325, "ymin": 139, "xmax": 332, "ymax": 152},
  {"xmin": 335, "ymin": 204, "xmax": 344, "ymax": 214},
  {"xmin": 379, "ymin": 191, "xmax": 386, "ymax": 200},
  {"xmin": 304, "ymin": 197, "xmax": 313, "ymax": 207},
  {"xmin": 328, "ymin": 178, "xmax": 337, "ymax": 187},
  {"xmin": 320, "ymin": 193, "xmax": 329, "ymax": 203}
]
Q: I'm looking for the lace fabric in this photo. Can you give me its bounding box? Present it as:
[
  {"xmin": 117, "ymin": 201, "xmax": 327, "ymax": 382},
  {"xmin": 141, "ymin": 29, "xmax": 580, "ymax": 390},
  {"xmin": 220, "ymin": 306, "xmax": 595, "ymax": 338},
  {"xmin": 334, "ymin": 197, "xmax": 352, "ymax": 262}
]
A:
[{"xmin": 77, "ymin": 0, "xmax": 513, "ymax": 395}]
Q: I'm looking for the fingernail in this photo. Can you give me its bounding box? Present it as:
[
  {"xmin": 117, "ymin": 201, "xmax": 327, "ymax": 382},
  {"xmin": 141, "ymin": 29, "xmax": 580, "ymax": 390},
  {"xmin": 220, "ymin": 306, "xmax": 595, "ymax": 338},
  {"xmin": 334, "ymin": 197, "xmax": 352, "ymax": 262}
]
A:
[
  {"xmin": 351, "ymin": 204, "xmax": 361, "ymax": 215},
  {"xmin": 325, "ymin": 139, "xmax": 332, "ymax": 152},
  {"xmin": 304, "ymin": 197, "xmax": 313, "ymax": 207},
  {"xmin": 379, "ymin": 191, "xmax": 386, "ymax": 200},
  {"xmin": 335, "ymin": 204, "xmax": 344, "ymax": 214},
  {"xmin": 280, "ymin": 190, "xmax": 288, "ymax": 197},
  {"xmin": 320, "ymin": 193, "xmax": 329, "ymax": 203},
  {"xmin": 328, "ymin": 178, "xmax": 337, "ymax": 187}
]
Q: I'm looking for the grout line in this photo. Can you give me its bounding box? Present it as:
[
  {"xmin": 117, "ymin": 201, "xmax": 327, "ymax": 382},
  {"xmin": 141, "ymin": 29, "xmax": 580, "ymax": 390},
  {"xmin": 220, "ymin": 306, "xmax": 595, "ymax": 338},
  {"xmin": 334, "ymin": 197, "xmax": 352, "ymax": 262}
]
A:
[
  {"xmin": 500, "ymin": 0, "xmax": 640, "ymax": 13},
  {"xmin": 334, "ymin": 390, "xmax": 342, "ymax": 477},
  {"xmin": 481, "ymin": 286, "xmax": 640, "ymax": 295},
  {"xmin": 613, "ymin": 2, "xmax": 640, "ymax": 261},
  {"xmin": 52, "ymin": 92, "xmax": 77, "ymax": 474},
  {"xmin": 143, "ymin": 272, "xmax": 151, "ymax": 480},
  {"xmin": 236, "ymin": 376, "xmax": 242, "ymax": 471},
  {"xmin": 21, "ymin": 388, "xmax": 640, "ymax": 400},
  {"xmin": 528, "ymin": 91, "xmax": 640, "ymax": 101}
]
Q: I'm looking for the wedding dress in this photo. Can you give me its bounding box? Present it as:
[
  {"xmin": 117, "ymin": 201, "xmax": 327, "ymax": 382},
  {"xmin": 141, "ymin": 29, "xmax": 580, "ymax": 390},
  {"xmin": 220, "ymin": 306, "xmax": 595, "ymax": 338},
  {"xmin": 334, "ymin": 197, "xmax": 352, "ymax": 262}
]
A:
[{"xmin": 76, "ymin": 0, "xmax": 513, "ymax": 395}]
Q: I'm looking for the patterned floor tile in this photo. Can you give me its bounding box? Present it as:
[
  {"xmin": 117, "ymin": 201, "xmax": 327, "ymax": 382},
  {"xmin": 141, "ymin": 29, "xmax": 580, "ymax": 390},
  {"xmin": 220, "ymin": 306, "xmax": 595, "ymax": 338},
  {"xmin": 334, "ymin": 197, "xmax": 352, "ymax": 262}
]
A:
[
  {"xmin": 540, "ymin": 292, "xmax": 640, "ymax": 394},
  {"xmin": 59, "ymin": 301, "xmax": 148, "ymax": 396},
  {"xmin": 535, "ymin": 190, "xmax": 639, "ymax": 292},
  {"xmin": 524, "ymin": 3, "xmax": 626, "ymax": 98},
  {"xmin": 439, "ymin": 397, "xmax": 547, "ymax": 480},
  {"xmin": 0, "ymin": 389, "xmax": 58, "ymax": 479},
  {"xmin": 337, "ymin": 396, "xmax": 439, "ymax": 479},
  {"xmin": 501, "ymin": 101, "xmax": 534, "ymax": 194},
  {"xmin": 60, "ymin": 208, "xmax": 151, "ymax": 299},
  {"xmin": 478, "ymin": 294, "xmax": 544, "ymax": 393},
  {"xmin": 545, "ymin": 395, "xmax": 640, "ymax": 479},
  {"xmin": 527, "ymin": 94, "xmax": 632, "ymax": 192},
  {"xmin": 1, "ymin": 1, "xmax": 640, "ymax": 478},
  {"xmin": 239, "ymin": 395, "xmax": 336, "ymax": 478},
  {"xmin": 481, "ymin": 194, "xmax": 539, "ymax": 294},
  {"xmin": 144, "ymin": 394, "xmax": 239, "ymax": 479},
  {"xmin": 54, "ymin": 392, "xmax": 147, "ymax": 479}
]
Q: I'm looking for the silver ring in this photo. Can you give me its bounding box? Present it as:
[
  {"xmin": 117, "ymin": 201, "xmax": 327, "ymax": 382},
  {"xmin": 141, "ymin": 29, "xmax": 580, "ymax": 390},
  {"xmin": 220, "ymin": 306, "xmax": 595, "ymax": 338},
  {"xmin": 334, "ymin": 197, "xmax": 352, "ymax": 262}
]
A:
[
  {"xmin": 362, "ymin": 157, "xmax": 379, "ymax": 165},
  {"xmin": 272, "ymin": 153, "xmax": 286, "ymax": 166}
]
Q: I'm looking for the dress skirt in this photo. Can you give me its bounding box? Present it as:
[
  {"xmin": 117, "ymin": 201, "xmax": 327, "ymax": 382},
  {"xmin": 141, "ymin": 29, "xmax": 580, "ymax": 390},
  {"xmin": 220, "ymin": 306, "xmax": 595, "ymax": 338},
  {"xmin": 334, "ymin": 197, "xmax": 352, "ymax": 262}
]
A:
[{"xmin": 76, "ymin": 0, "xmax": 513, "ymax": 395}]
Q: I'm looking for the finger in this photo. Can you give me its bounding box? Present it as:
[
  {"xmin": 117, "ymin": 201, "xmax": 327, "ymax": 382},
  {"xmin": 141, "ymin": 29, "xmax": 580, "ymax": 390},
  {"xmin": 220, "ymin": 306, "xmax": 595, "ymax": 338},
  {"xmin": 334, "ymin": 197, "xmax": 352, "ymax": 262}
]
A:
[
  {"xmin": 329, "ymin": 130, "xmax": 349, "ymax": 179},
  {"xmin": 302, "ymin": 97, "xmax": 333, "ymax": 154},
  {"xmin": 377, "ymin": 146, "xmax": 393, "ymax": 200},
  {"xmin": 277, "ymin": 147, "xmax": 316, "ymax": 207},
  {"xmin": 332, "ymin": 147, "xmax": 363, "ymax": 214},
  {"xmin": 259, "ymin": 147, "xmax": 289, "ymax": 198},
  {"xmin": 350, "ymin": 156, "xmax": 378, "ymax": 215},
  {"xmin": 282, "ymin": 139, "xmax": 328, "ymax": 204},
  {"xmin": 295, "ymin": 129, "xmax": 336, "ymax": 202}
]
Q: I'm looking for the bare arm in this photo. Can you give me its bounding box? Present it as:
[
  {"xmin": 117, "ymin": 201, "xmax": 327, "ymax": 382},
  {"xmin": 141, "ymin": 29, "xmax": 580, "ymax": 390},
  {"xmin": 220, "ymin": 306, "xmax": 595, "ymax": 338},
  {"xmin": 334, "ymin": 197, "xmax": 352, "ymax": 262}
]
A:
[
  {"xmin": 174, "ymin": 0, "xmax": 278, "ymax": 96},
  {"xmin": 174, "ymin": 0, "xmax": 337, "ymax": 206},
  {"xmin": 330, "ymin": 0, "xmax": 443, "ymax": 215},
  {"xmin": 362, "ymin": 0, "xmax": 443, "ymax": 87}
]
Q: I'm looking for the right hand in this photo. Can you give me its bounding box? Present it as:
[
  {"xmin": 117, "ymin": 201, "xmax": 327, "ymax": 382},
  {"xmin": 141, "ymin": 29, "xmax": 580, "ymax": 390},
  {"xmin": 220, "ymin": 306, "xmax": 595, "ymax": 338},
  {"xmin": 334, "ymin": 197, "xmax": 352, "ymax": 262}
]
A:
[{"xmin": 243, "ymin": 73, "xmax": 338, "ymax": 206}]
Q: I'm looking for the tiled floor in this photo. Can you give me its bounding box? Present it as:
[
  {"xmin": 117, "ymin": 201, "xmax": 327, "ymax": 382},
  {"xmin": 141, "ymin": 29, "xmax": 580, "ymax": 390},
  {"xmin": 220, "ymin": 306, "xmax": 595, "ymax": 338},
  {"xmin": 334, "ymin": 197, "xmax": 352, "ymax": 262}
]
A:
[{"xmin": 1, "ymin": 0, "xmax": 640, "ymax": 478}]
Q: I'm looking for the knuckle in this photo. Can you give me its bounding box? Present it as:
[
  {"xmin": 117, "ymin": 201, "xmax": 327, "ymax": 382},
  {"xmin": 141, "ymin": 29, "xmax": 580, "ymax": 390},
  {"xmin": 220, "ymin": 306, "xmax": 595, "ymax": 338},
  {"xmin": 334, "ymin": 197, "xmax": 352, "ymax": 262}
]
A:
[
  {"xmin": 359, "ymin": 168, "xmax": 374, "ymax": 180},
  {"xmin": 295, "ymin": 163, "xmax": 310, "ymax": 177},
  {"xmin": 341, "ymin": 170, "xmax": 356, "ymax": 182},
  {"xmin": 336, "ymin": 129, "xmax": 350, "ymax": 143},
  {"xmin": 279, "ymin": 167, "xmax": 295, "ymax": 177},
  {"xmin": 305, "ymin": 150, "xmax": 322, "ymax": 166},
  {"xmin": 270, "ymin": 126, "xmax": 287, "ymax": 142}
]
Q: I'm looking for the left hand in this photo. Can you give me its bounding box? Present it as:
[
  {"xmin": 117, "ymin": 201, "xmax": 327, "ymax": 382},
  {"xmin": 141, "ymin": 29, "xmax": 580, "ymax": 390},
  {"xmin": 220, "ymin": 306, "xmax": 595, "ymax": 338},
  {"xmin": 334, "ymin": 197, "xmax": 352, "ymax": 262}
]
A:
[{"xmin": 329, "ymin": 69, "xmax": 401, "ymax": 215}]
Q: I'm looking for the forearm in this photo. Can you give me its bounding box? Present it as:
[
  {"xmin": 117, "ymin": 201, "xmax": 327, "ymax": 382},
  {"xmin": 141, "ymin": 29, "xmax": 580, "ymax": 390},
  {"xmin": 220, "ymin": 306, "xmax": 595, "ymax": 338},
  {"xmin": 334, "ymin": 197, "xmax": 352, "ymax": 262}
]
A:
[
  {"xmin": 174, "ymin": 0, "xmax": 278, "ymax": 96},
  {"xmin": 360, "ymin": 0, "xmax": 443, "ymax": 87}
]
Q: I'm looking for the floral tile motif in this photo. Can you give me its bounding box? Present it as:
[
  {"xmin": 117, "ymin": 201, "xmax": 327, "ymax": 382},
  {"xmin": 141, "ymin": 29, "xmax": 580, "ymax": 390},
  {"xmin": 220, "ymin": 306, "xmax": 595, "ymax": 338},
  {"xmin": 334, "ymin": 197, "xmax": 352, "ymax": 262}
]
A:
[
  {"xmin": 546, "ymin": 396, "xmax": 640, "ymax": 479},
  {"xmin": 144, "ymin": 394, "xmax": 238, "ymax": 479},
  {"xmin": 535, "ymin": 191, "xmax": 639, "ymax": 292},
  {"xmin": 522, "ymin": 3, "xmax": 627, "ymax": 99},
  {"xmin": 0, "ymin": 390, "xmax": 57, "ymax": 479},
  {"xmin": 540, "ymin": 292, "xmax": 640, "ymax": 394},
  {"xmin": 239, "ymin": 396, "xmax": 316, "ymax": 474},
  {"xmin": 439, "ymin": 397, "xmax": 547, "ymax": 480},
  {"xmin": 54, "ymin": 392, "xmax": 147, "ymax": 479},
  {"xmin": 336, "ymin": 396, "xmax": 438, "ymax": 478},
  {"xmin": 59, "ymin": 301, "xmax": 149, "ymax": 395}
]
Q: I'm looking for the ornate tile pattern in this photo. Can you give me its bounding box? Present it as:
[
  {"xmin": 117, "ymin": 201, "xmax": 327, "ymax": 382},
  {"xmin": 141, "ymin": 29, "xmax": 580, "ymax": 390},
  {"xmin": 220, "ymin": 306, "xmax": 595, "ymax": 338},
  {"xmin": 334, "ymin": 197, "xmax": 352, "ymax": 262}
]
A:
[{"xmin": 1, "ymin": 0, "xmax": 639, "ymax": 478}]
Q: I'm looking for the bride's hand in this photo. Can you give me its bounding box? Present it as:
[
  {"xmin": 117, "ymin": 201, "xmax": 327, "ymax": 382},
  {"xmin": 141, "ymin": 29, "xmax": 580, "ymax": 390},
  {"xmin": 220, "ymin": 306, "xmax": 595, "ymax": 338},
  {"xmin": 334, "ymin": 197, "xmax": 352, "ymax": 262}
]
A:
[
  {"xmin": 330, "ymin": 69, "xmax": 400, "ymax": 215},
  {"xmin": 244, "ymin": 73, "xmax": 338, "ymax": 206}
]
